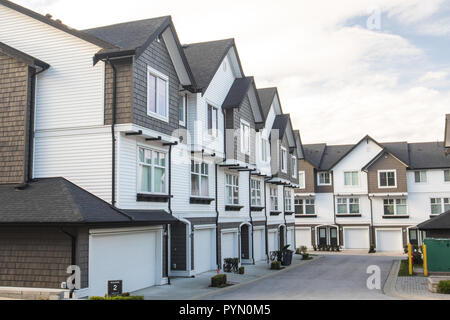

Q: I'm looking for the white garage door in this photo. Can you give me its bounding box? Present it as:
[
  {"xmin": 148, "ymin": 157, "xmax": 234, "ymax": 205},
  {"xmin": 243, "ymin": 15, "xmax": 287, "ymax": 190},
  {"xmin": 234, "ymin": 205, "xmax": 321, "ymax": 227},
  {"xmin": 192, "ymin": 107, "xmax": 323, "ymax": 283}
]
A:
[
  {"xmin": 376, "ymin": 229, "xmax": 403, "ymax": 252},
  {"xmin": 221, "ymin": 232, "xmax": 237, "ymax": 264},
  {"xmin": 253, "ymin": 229, "xmax": 264, "ymax": 262},
  {"xmin": 194, "ymin": 229, "xmax": 214, "ymax": 274},
  {"xmin": 344, "ymin": 228, "xmax": 369, "ymax": 249},
  {"xmin": 89, "ymin": 229, "xmax": 159, "ymax": 297},
  {"xmin": 268, "ymin": 231, "xmax": 277, "ymax": 253},
  {"xmin": 296, "ymin": 229, "xmax": 312, "ymax": 249}
]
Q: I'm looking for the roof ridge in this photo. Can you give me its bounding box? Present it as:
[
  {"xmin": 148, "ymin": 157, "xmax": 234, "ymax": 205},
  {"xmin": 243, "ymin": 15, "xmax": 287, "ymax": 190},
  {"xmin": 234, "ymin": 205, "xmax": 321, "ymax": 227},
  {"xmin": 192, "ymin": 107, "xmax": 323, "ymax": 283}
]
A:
[
  {"xmin": 183, "ymin": 38, "xmax": 234, "ymax": 47},
  {"xmin": 83, "ymin": 15, "xmax": 171, "ymax": 32}
]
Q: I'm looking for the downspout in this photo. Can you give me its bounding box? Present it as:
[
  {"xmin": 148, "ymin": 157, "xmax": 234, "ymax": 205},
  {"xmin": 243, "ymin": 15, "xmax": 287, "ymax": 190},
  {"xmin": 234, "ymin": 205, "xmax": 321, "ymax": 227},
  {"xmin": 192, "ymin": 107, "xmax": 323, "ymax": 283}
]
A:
[
  {"xmin": 248, "ymin": 171, "xmax": 255, "ymax": 265},
  {"xmin": 106, "ymin": 59, "xmax": 117, "ymax": 207},
  {"xmin": 282, "ymin": 185, "xmax": 287, "ymax": 248},
  {"xmin": 215, "ymin": 163, "xmax": 220, "ymax": 271},
  {"xmin": 368, "ymin": 195, "xmax": 374, "ymax": 248},
  {"xmin": 165, "ymin": 142, "xmax": 177, "ymax": 285},
  {"xmin": 264, "ymin": 180, "xmax": 269, "ymax": 262}
]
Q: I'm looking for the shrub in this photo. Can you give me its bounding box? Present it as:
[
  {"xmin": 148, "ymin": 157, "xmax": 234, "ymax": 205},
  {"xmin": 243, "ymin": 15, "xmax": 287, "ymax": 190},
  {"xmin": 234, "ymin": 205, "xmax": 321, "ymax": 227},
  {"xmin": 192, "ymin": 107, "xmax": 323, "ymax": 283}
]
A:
[
  {"xmin": 238, "ymin": 266, "xmax": 245, "ymax": 275},
  {"xmin": 301, "ymin": 253, "xmax": 310, "ymax": 260},
  {"xmin": 211, "ymin": 274, "xmax": 227, "ymax": 287},
  {"xmin": 297, "ymin": 246, "xmax": 307, "ymax": 255},
  {"xmin": 271, "ymin": 261, "xmax": 281, "ymax": 270},
  {"xmin": 438, "ymin": 281, "xmax": 450, "ymax": 294}
]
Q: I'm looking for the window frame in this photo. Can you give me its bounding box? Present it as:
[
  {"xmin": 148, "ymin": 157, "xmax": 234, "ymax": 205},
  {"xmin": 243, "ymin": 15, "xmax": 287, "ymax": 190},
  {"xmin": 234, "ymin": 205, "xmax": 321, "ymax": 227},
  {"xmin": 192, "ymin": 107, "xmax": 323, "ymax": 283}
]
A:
[
  {"xmin": 383, "ymin": 198, "xmax": 408, "ymax": 216},
  {"xmin": 295, "ymin": 198, "xmax": 315, "ymax": 215},
  {"xmin": 207, "ymin": 104, "xmax": 219, "ymax": 137},
  {"xmin": 336, "ymin": 197, "xmax": 360, "ymax": 214},
  {"xmin": 317, "ymin": 171, "xmax": 331, "ymax": 186},
  {"xmin": 281, "ymin": 147, "xmax": 288, "ymax": 173},
  {"xmin": 414, "ymin": 170, "xmax": 427, "ymax": 184},
  {"xmin": 251, "ymin": 179, "xmax": 262, "ymax": 206},
  {"xmin": 261, "ymin": 137, "xmax": 270, "ymax": 163},
  {"xmin": 147, "ymin": 66, "xmax": 169, "ymax": 122},
  {"xmin": 291, "ymin": 156, "xmax": 297, "ymax": 178},
  {"xmin": 190, "ymin": 160, "xmax": 209, "ymax": 197},
  {"xmin": 298, "ymin": 171, "xmax": 306, "ymax": 189},
  {"xmin": 344, "ymin": 171, "xmax": 359, "ymax": 187},
  {"xmin": 179, "ymin": 94, "xmax": 187, "ymax": 126},
  {"xmin": 240, "ymin": 119, "xmax": 251, "ymax": 155},
  {"xmin": 137, "ymin": 146, "xmax": 168, "ymax": 195},
  {"xmin": 430, "ymin": 197, "xmax": 450, "ymax": 215},
  {"xmin": 284, "ymin": 189, "xmax": 292, "ymax": 212},
  {"xmin": 225, "ymin": 173, "xmax": 239, "ymax": 205},
  {"xmin": 270, "ymin": 186, "xmax": 279, "ymax": 211},
  {"xmin": 444, "ymin": 170, "xmax": 450, "ymax": 183},
  {"xmin": 378, "ymin": 170, "xmax": 397, "ymax": 189}
]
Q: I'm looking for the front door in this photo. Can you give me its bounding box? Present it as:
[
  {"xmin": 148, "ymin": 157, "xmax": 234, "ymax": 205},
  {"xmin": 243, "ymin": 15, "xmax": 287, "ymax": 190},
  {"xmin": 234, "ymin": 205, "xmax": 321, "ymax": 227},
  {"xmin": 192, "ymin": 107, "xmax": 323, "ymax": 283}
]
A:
[
  {"xmin": 330, "ymin": 228, "xmax": 338, "ymax": 246},
  {"xmin": 318, "ymin": 227, "xmax": 327, "ymax": 246}
]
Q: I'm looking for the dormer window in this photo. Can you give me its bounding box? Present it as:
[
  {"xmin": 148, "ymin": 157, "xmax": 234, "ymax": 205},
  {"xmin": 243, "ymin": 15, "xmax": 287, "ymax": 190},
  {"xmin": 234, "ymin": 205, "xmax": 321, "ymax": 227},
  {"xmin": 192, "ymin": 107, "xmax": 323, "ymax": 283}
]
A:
[
  {"xmin": 317, "ymin": 172, "xmax": 331, "ymax": 186},
  {"xmin": 147, "ymin": 66, "xmax": 169, "ymax": 122}
]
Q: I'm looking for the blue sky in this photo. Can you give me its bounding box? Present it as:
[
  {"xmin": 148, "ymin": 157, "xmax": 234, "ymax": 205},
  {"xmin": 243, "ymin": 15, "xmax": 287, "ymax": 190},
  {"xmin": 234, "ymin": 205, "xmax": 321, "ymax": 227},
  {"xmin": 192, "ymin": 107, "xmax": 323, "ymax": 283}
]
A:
[{"xmin": 13, "ymin": 0, "xmax": 450, "ymax": 144}]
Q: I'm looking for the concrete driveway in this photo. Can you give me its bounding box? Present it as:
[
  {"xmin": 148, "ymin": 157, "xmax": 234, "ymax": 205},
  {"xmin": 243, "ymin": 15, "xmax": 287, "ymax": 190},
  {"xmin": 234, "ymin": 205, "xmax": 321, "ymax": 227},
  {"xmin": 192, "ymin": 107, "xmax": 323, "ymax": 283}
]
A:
[{"xmin": 205, "ymin": 254, "xmax": 402, "ymax": 300}]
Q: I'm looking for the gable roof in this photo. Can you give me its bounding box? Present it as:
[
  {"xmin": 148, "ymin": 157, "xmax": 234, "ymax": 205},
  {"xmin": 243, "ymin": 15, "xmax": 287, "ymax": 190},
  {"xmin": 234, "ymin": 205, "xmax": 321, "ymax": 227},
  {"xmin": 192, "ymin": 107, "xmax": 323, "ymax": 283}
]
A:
[
  {"xmin": 0, "ymin": 178, "xmax": 177, "ymax": 225},
  {"xmin": 319, "ymin": 144, "xmax": 355, "ymax": 171},
  {"xmin": 0, "ymin": 0, "xmax": 115, "ymax": 49},
  {"xmin": 408, "ymin": 142, "xmax": 449, "ymax": 169},
  {"xmin": 183, "ymin": 38, "xmax": 244, "ymax": 93},
  {"xmin": 302, "ymin": 143, "xmax": 327, "ymax": 168},
  {"xmin": 0, "ymin": 42, "xmax": 49, "ymax": 72},
  {"xmin": 418, "ymin": 210, "xmax": 450, "ymax": 230},
  {"xmin": 257, "ymin": 87, "xmax": 278, "ymax": 119},
  {"xmin": 222, "ymin": 77, "xmax": 254, "ymax": 109}
]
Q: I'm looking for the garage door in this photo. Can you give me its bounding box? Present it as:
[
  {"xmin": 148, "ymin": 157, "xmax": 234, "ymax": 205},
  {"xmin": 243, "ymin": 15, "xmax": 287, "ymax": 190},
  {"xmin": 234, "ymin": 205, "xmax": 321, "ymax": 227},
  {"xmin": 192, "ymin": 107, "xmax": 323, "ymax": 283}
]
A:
[
  {"xmin": 268, "ymin": 231, "xmax": 277, "ymax": 253},
  {"xmin": 194, "ymin": 229, "xmax": 214, "ymax": 274},
  {"xmin": 89, "ymin": 229, "xmax": 159, "ymax": 297},
  {"xmin": 344, "ymin": 228, "xmax": 369, "ymax": 249},
  {"xmin": 376, "ymin": 229, "xmax": 403, "ymax": 252},
  {"xmin": 253, "ymin": 229, "xmax": 264, "ymax": 262},
  {"xmin": 221, "ymin": 232, "xmax": 237, "ymax": 263},
  {"xmin": 296, "ymin": 229, "xmax": 312, "ymax": 249}
]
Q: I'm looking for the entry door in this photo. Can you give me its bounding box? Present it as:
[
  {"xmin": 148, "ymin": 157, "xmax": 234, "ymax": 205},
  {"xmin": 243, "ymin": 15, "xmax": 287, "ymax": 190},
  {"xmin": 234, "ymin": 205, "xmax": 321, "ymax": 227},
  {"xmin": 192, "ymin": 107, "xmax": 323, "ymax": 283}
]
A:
[
  {"xmin": 318, "ymin": 227, "xmax": 327, "ymax": 246},
  {"xmin": 330, "ymin": 228, "xmax": 338, "ymax": 246},
  {"xmin": 409, "ymin": 229, "xmax": 418, "ymax": 246}
]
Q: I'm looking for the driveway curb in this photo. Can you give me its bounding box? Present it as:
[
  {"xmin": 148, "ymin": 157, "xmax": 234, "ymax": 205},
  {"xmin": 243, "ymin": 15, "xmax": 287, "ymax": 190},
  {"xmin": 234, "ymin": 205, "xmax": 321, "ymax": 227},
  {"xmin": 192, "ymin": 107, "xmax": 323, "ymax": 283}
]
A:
[{"xmin": 193, "ymin": 255, "xmax": 324, "ymax": 300}]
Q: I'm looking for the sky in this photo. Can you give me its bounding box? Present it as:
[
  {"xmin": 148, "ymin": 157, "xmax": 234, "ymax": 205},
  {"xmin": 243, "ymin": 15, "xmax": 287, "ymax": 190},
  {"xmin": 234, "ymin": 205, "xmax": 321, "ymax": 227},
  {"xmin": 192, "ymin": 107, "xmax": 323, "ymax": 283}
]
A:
[{"xmin": 13, "ymin": 0, "xmax": 450, "ymax": 145}]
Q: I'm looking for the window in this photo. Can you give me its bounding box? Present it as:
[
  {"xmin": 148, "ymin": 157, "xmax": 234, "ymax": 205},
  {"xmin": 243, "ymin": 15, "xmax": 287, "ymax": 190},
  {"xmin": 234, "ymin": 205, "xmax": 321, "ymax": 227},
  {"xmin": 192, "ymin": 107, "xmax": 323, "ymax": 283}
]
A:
[
  {"xmin": 298, "ymin": 171, "xmax": 306, "ymax": 189},
  {"xmin": 138, "ymin": 147, "xmax": 167, "ymax": 194},
  {"xmin": 415, "ymin": 171, "xmax": 427, "ymax": 183},
  {"xmin": 207, "ymin": 104, "xmax": 218, "ymax": 137},
  {"xmin": 291, "ymin": 156, "xmax": 297, "ymax": 178},
  {"xmin": 270, "ymin": 187, "xmax": 278, "ymax": 211},
  {"xmin": 337, "ymin": 198, "xmax": 359, "ymax": 214},
  {"xmin": 444, "ymin": 170, "xmax": 450, "ymax": 182},
  {"xmin": 383, "ymin": 199, "xmax": 407, "ymax": 215},
  {"xmin": 295, "ymin": 198, "xmax": 315, "ymax": 215},
  {"xmin": 378, "ymin": 170, "xmax": 397, "ymax": 188},
  {"xmin": 431, "ymin": 198, "xmax": 450, "ymax": 215},
  {"xmin": 318, "ymin": 172, "xmax": 331, "ymax": 186},
  {"xmin": 240, "ymin": 120, "xmax": 250, "ymax": 155},
  {"xmin": 261, "ymin": 138, "xmax": 269, "ymax": 162},
  {"xmin": 284, "ymin": 189, "xmax": 292, "ymax": 212},
  {"xmin": 281, "ymin": 147, "xmax": 287, "ymax": 173},
  {"xmin": 251, "ymin": 179, "xmax": 262, "ymax": 206},
  {"xmin": 147, "ymin": 66, "xmax": 169, "ymax": 121},
  {"xmin": 225, "ymin": 174, "xmax": 239, "ymax": 205},
  {"xmin": 191, "ymin": 161, "xmax": 209, "ymax": 197},
  {"xmin": 344, "ymin": 171, "xmax": 359, "ymax": 186},
  {"xmin": 179, "ymin": 94, "xmax": 186, "ymax": 126}
]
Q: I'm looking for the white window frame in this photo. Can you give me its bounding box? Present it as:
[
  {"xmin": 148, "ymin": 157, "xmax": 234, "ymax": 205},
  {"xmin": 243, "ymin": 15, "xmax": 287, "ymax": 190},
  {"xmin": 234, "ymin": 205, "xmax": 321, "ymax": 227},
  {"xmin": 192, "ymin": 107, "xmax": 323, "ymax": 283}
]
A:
[
  {"xmin": 261, "ymin": 137, "xmax": 270, "ymax": 163},
  {"xmin": 444, "ymin": 170, "xmax": 450, "ymax": 183},
  {"xmin": 225, "ymin": 174, "xmax": 239, "ymax": 205},
  {"xmin": 378, "ymin": 170, "xmax": 397, "ymax": 188},
  {"xmin": 291, "ymin": 156, "xmax": 297, "ymax": 178},
  {"xmin": 281, "ymin": 147, "xmax": 288, "ymax": 173},
  {"xmin": 137, "ymin": 146, "xmax": 168, "ymax": 195},
  {"xmin": 179, "ymin": 94, "xmax": 187, "ymax": 126},
  {"xmin": 207, "ymin": 103, "xmax": 219, "ymax": 137},
  {"xmin": 430, "ymin": 197, "xmax": 450, "ymax": 215},
  {"xmin": 270, "ymin": 186, "xmax": 279, "ymax": 211},
  {"xmin": 251, "ymin": 179, "xmax": 262, "ymax": 206},
  {"xmin": 240, "ymin": 119, "xmax": 251, "ymax": 155},
  {"xmin": 298, "ymin": 171, "xmax": 306, "ymax": 189},
  {"xmin": 344, "ymin": 171, "xmax": 359, "ymax": 186},
  {"xmin": 383, "ymin": 198, "xmax": 408, "ymax": 216},
  {"xmin": 414, "ymin": 170, "xmax": 427, "ymax": 184},
  {"xmin": 317, "ymin": 172, "xmax": 331, "ymax": 186},
  {"xmin": 147, "ymin": 66, "xmax": 169, "ymax": 122},
  {"xmin": 284, "ymin": 189, "xmax": 292, "ymax": 212},
  {"xmin": 295, "ymin": 198, "xmax": 315, "ymax": 215},
  {"xmin": 190, "ymin": 160, "xmax": 209, "ymax": 197},
  {"xmin": 336, "ymin": 197, "xmax": 360, "ymax": 214}
]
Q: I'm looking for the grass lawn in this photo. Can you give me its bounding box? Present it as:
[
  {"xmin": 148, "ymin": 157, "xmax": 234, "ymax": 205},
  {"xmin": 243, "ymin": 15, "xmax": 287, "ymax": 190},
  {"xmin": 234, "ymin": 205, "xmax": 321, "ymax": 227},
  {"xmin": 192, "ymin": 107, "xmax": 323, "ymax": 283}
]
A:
[{"xmin": 398, "ymin": 260, "xmax": 411, "ymax": 276}]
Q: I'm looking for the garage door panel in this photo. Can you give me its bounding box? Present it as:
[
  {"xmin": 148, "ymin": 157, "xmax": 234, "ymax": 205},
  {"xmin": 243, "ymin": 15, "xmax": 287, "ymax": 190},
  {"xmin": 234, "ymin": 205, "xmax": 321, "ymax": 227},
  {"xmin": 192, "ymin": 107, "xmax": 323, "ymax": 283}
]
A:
[
  {"xmin": 194, "ymin": 229, "xmax": 214, "ymax": 274},
  {"xmin": 296, "ymin": 229, "xmax": 312, "ymax": 249},
  {"xmin": 268, "ymin": 231, "xmax": 277, "ymax": 253},
  {"xmin": 253, "ymin": 230, "xmax": 264, "ymax": 262},
  {"xmin": 376, "ymin": 229, "xmax": 403, "ymax": 252},
  {"xmin": 344, "ymin": 228, "xmax": 369, "ymax": 249},
  {"xmin": 221, "ymin": 232, "xmax": 237, "ymax": 261}
]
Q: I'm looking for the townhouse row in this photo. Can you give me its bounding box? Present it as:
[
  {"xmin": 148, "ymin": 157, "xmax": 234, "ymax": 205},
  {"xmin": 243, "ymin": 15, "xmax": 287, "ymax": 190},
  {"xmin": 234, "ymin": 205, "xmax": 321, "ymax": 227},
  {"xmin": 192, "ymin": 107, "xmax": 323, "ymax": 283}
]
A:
[
  {"xmin": 0, "ymin": 0, "xmax": 301, "ymax": 297},
  {"xmin": 294, "ymin": 136, "xmax": 450, "ymax": 252}
]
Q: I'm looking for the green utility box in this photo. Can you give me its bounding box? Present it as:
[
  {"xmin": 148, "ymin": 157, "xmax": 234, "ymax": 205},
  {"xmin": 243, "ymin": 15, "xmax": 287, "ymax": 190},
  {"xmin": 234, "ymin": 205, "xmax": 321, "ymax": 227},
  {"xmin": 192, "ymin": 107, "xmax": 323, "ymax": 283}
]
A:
[{"xmin": 424, "ymin": 239, "xmax": 450, "ymax": 272}]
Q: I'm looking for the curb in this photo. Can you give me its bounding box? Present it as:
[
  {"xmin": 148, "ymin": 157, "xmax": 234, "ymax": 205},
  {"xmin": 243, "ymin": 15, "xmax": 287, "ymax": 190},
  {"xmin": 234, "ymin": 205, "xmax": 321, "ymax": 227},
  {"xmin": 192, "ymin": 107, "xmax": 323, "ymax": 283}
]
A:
[{"xmin": 193, "ymin": 255, "xmax": 323, "ymax": 300}]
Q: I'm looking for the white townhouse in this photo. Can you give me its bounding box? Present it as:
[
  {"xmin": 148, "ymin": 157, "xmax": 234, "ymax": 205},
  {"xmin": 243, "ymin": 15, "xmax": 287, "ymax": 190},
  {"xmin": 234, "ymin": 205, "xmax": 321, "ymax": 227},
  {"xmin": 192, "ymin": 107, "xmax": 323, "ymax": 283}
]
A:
[{"xmin": 295, "ymin": 135, "xmax": 450, "ymax": 252}]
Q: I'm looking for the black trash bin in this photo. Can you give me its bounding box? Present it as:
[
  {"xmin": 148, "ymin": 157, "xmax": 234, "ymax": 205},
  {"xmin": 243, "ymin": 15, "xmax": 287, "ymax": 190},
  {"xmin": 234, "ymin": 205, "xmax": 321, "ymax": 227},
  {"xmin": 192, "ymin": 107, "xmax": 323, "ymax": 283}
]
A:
[{"xmin": 281, "ymin": 250, "xmax": 293, "ymax": 266}]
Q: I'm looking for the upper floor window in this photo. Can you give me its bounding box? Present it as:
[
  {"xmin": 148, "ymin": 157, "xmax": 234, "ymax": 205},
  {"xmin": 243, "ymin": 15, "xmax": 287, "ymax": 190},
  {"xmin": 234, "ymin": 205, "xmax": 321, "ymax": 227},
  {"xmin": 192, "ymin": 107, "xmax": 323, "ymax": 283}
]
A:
[
  {"xmin": 298, "ymin": 171, "xmax": 306, "ymax": 189},
  {"xmin": 147, "ymin": 66, "xmax": 169, "ymax": 122},
  {"xmin": 444, "ymin": 170, "xmax": 450, "ymax": 182},
  {"xmin": 207, "ymin": 104, "xmax": 218, "ymax": 137},
  {"xmin": 179, "ymin": 94, "xmax": 186, "ymax": 126},
  {"xmin": 281, "ymin": 147, "xmax": 287, "ymax": 173},
  {"xmin": 337, "ymin": 198, "xmax": 359, "ymax": 214},
  {"xmin": 261, "ymin": 138, "xmax": 270, "ymax": 162},
  {"xmin": 414, "ymin": 170, "xmax": 427, "ymax": 183},
  {"xmin": 291, "ymin": 156, "xmax": 297, "ymax": 178},
  {"xmin": 270, "ymin": 186, "xmax": 278, "ymax": 211},
  {"xmin": 251, "ymin": 179, "xmax": 262, "ymax": 206},
  {"xmin": 378, "ymin": 170, "xmax": 396, "ymax": 188},
  {"xmin": 295, "ymin": 198, "xmax": 315, "ymax": 215},
  {"xmin": 240, "ymin": 120, "xmax": 250, "ymax": 155},
  {"xmin": 138, "ymin": 147, "xmax": 167, "ymax": 194},
  {"xmin": 317, "ymin": 172, "xmax": 331, "ymax": 186},
  {"xmin": 383, "ymin": 199, "xmax": 407, "ymax": 215},
  {"xmin": 191, "ymin": 161, "xmax": 209, "ymax": 197},
  {"xmin": 344, "ymin": 171, "xmax": 359, "ymax": 186},
  {"xmin": 284, "ymin": 189, "xmax": 292, "ymax": 211},
  {"xmin": 431, "ymin": 198, "xmax": 450, "ymax": 215},
  {"xmin": 225, "ymin": 174, "xmax": 239, "ymax": 205}
]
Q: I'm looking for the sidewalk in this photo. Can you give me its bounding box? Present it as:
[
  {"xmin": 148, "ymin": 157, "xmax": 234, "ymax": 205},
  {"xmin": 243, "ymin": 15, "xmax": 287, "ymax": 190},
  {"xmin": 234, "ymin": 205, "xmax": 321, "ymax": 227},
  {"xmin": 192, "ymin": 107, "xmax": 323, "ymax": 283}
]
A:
[
  {"xmin": 132, "ymin": 254, "xmax": 319, "ymax": 300},
  {"xmin": 384, "ymin": 260, "xmax": 450, "ymax": 300},
  {"xmin": 316, "ymin": 250, "xmax": 405, "ymax": 257}
]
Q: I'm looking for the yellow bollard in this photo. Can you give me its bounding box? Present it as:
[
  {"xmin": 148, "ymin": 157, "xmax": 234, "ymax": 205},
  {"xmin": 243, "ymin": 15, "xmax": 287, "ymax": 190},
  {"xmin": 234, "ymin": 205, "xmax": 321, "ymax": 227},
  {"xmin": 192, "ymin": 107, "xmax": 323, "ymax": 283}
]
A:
[
  {"xmin": 408, "ymin": 243, "xmax": 413, "ymax": 276},
  {"xmin": 423, "ymin": 244, "xmax": 428, "ymax": 277}
]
